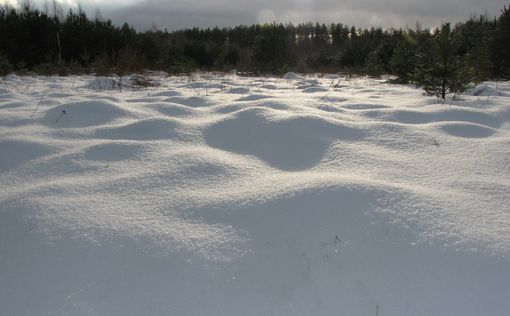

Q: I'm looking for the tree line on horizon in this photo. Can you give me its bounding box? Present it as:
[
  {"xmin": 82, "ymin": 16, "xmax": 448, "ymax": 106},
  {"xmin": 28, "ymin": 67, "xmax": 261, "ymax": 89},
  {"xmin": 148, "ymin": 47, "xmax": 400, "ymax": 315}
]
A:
[{"xmin": 0, "ymin": 2, "xmax": 509, "ymax": 97}]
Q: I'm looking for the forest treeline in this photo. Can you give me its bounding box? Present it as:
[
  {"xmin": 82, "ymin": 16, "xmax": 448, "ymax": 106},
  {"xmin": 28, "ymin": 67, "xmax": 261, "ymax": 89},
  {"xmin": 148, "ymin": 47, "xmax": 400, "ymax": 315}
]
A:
[{"xmin": 1, "ymin": 2, "xmax": 509, "ymax": 86}]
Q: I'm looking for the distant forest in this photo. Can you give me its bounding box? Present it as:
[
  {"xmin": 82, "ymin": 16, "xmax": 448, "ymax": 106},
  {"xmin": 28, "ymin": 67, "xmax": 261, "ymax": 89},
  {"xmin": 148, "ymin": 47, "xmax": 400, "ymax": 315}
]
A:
[{"xmin": 1, "ymin": 2, "xmax": 509, "ymax": 83}]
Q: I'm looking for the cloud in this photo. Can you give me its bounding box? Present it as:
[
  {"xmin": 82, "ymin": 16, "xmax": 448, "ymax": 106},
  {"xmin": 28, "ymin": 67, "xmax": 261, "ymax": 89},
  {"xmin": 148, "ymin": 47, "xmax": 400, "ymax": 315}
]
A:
[
  {"xmin": 0, "ymin": 0, "xmax": 19, "ymax": 6},
  {"xmin": 102, "ymin": 0, "xmax": 507, "ymax": 31},
  {"xmin": 4, "ymin": 0, "xmax": 508, "ymax": 30}
]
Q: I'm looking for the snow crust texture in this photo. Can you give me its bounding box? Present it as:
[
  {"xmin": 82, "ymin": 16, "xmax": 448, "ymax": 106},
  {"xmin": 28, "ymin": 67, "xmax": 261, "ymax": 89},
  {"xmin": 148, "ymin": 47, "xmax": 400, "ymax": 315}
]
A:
[{"xmin": 1, "ymin": 74, "xmax": 509, "ymax": 315}]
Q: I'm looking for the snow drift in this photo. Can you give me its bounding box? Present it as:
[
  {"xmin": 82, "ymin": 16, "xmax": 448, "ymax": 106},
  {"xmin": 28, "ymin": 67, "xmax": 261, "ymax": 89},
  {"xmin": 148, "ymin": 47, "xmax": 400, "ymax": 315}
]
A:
[{"xmin": 1, "ymin": 74, "xmax": 509, "ymax": 315}]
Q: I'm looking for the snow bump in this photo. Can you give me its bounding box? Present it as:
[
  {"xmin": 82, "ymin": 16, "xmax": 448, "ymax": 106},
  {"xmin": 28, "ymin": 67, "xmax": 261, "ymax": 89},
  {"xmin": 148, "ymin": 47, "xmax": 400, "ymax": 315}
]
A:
[
  {"xmin": 83, "ymin": 143, "xmax": 143, "ymax": 161},
  {"xmin": 0, "ymin": 139, "xmax": 54, "ymax": 172},
  {"xmin": 438, "ymin": 122, "xmax": 497, "ymax": 138},
  {"xmin": 43, "ymin": 100, "xmax": 129, "ymax": 128},
  {"xmin": 204, "ymin": 108, "xmax": 364, "ymax": 170},
  {"xmin": 94, "ymin": 118, "xmax": 181, "ymax": 140}
]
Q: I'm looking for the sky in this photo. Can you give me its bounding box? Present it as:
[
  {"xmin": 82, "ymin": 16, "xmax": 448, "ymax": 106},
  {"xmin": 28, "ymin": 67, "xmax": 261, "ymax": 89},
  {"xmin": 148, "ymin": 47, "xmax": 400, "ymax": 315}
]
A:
[{"xmin": 2, "ymin": 0, "xmax": 508, "ymax": 31}]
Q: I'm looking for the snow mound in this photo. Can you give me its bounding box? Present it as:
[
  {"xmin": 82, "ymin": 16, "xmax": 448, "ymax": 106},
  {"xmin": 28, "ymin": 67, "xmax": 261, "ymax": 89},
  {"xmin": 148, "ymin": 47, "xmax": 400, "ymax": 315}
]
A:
[
  {"xmin": 204, "ymin": 108, "xmax": 364, "ymax": 170},
  {"xmin": 0, "ymin": 139, "xmax": 53, "ymax": 172},
  {"xmin": 151, "ymin": 102, "xmax": 196, "ymax": 116},
  {"xmin": 215, "ymin": 101, "xmax": 291, "ymax": 115},
  {"xmin": 150, "ymin": 90, "xmax": 182, "ymax": 97},
  {"xmin": 227, "ymin": 87, "xmax": 250, "ymax": 94},
  {"xmin": 47, "ymin": 92, "xmax": 72, "ymax": 98},
  {"xmin": 1, "ymin": 75, "xmax": 510, "ymax": 316},
  {"xmin": 437, "ymin": 122, "xmax": 496, "ymax": 138},
  {"xmin": 282, "ymin": 72, "xmax": 304, "ymax": 80},
  {"xmin": 43, "ymin": 100, "xmax": 128, "ymax": 127},
  {"xmin": 178, "ymin": 81, "xmax": 224, "ymax": 90},
  {"xmin": 0, "ymin": 101, "xmax": 28, "ymax": 109},
  {"xmin": 467, "ymin": 84, "xmax": 508, "ymax": 97},
  {"xmin": 3, "ymin": 74, "xmax": 20, "ymax": 82},
  {"xmin": 303, "ymin": 78, "xmax": 320, "ymax": 85},
  {"xmin": 94, "ymin": 118, "xmax": 180, "ymax": 140},
  {"xmin": 343, "ymin": 103, "xmax": 389, "ymax": 110},
  {"xmin": 165, "ymin": 96, "xmax": 210, "ymax": 107},
  {"xmin": 302, "ymin": 86, "xmax": 328, "ymax": 93},
  {"xmin": 236, "ymin": 94, "xmax": 271, "ymax": 101},
  {"xmin": 83, "ymin": 143, "xmax": 143, "ymax": 161},
  {"xmin": 368, "ymin": 107, "xmax": 503, "ymax": 128},
  {"xmin": 85, "ymin": 77, "xmax": 120, "ymax": 90}
]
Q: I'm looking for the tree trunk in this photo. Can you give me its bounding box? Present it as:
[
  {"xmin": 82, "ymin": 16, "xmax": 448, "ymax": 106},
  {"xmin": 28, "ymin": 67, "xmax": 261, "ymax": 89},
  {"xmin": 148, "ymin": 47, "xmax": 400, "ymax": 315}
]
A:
[{"xmin": 441, "ymin": 77, "xmax": 446, "ymax": 99}]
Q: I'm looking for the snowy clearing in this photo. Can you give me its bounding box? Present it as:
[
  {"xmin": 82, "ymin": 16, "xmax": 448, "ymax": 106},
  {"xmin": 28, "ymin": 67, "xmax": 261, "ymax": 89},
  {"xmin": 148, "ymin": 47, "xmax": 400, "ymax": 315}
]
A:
[{"xmin": 1, "ymin": 73, "xmax": 509, "ymax": 315}]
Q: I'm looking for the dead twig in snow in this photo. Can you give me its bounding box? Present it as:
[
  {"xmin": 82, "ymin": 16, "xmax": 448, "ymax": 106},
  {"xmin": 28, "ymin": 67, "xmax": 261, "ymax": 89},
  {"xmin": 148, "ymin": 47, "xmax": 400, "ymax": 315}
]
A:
[{"xmin": 55, "ymin": 110, "xmax": 66, "ymax": 123}]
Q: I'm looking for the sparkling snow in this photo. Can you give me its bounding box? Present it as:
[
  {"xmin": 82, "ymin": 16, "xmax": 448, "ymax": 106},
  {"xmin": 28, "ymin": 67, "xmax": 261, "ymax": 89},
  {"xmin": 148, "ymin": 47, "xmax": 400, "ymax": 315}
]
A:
[{"xmin": 1, "ymin": 73, "xmax": 509, "ymax": 315}]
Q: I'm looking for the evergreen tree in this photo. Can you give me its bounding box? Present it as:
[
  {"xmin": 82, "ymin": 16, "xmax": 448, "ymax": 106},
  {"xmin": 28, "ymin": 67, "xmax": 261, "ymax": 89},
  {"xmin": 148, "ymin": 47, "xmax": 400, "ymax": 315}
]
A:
[
  {"xmin": 491, "ymin": 5, "xmax": 510, "ymax": 78},
  {"xmin": 0, "ymin": 2, "xmax": 506, "ymax": 77},
  {"xmin": 390, "ymin": 34, "xmax": 417, "ymax": 83},
  {"xmin": 456, "ymin": 15, "xmax": 495, "ymax": 81},
  {"xmin": 365, "ymin": 50, "xmax": 385, "ymax": 77},
  {"xmin": 0, "ymin": 53, "xmax": 12, "ymax": 75},
  {"xmin": 414, "ymin": 24, "xmax": 474, "ymax": 99},
  {"xmin": 252, "ymin": 24, "xmax": 296, "ymax": 73}
]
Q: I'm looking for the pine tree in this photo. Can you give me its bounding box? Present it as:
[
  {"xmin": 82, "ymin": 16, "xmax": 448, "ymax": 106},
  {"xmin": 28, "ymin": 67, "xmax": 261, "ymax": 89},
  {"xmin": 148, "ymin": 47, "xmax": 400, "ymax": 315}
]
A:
[
  {"xmin": 414, "ymin": 24, "xmax": 474, "ymax": 99},
  {"xmin": 365, "ymin": 50, "xmax": 385, "ymax": 77},
  {"xmin": 491, "ymin": 5, "xmax": 510, "ymax": 78},
  {"xmin": 252, "ymin": 24, "xmax": 296, "ymax": 73},
  {"xmin": 390, "ymin": 34, "xmax": 417, "ymax": 83},
  {"xmin": 456, "ymin": 15, "xmax": 494, "ymax": 81}
]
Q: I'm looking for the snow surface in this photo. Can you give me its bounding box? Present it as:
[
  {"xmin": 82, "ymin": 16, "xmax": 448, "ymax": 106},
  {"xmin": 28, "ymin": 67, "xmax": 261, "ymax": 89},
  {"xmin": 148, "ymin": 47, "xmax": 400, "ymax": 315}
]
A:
[{"xmin": 1, "ymin": 73, "xmax": 509, "ymax": 315}]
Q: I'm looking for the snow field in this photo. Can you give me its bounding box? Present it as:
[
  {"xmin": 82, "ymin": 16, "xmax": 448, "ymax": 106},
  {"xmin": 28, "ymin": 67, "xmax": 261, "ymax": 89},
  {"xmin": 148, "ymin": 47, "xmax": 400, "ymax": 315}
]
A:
[{"xmin": 0, "ymin": 73, "xmax": 509, "ymax": 315}]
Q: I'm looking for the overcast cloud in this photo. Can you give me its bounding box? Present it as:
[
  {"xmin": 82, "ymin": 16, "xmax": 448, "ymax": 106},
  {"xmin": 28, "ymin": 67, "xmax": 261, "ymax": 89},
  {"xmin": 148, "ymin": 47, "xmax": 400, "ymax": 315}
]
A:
[{"xmin": 5, "ymin": 0, "xmax": 508, "ymax": 30}]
